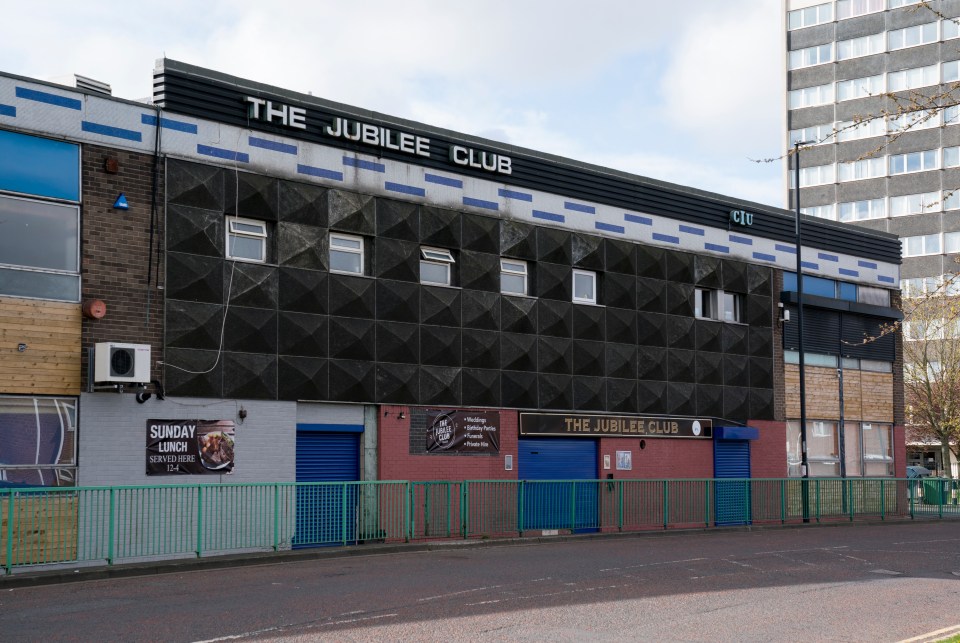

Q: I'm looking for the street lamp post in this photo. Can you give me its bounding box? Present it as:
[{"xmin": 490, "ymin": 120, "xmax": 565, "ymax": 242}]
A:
[{"xmin": 794, "ymin": 140, "xmax": 812, "ymax": 523}]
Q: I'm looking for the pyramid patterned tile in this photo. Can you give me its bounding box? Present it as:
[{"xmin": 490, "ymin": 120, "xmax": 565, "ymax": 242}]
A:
[
  {"xmin": 698, "ymin": 384, "xmax": 724, "ymax": 417},
  {"xmin": 637, "ymin": 380, "xmax": 666, "ymax": 413},
  {"xmin": 278, "ymin": 312, "xmax": 328, "ymax": 358},
  {"xmin": 502, "ymin": 370, "xmax": 537, "ymax": 408},
  {"xmin": 376, "ymin": 279, "xmax": 419, "ymax": 323},
  {"xmin": 749, "ymin": 328, "xmax": 773, "ymax": 358},
  {"xmin": 501, "ymin": 295, "xmax": 537, "ymax": 334},
  {"xmin": 667, "ymin": 349, "xmax": 696, "ymax": 383},
  {"xmin": 606, "ymin": 308, "xmax": 637, "ymax": 345},
  {"xmin": 665, "ymin": 251, "xmax": 694, "ymax": 283},
  {"xmin": 166, "ymin": 252, "xmax": 223, "ymax": 303},
  {"xmin": 666, "ymin": 282, "xmax": 695, "ymax": 317},
  {"xmin": 573, "ymin": 304, "xmax": 605, "ymax": 342},
  {"xmin": 637, "ymin": 278, "xmax": 666, "ymax": 313},
  {"xmin": 501, "ymin": 332, "xmax": 537, "ymax": 371},
  {"xmin": 695, "ymin": 319, "xmax": 723, "ymax": 352},
  {"xmin": 278, "ymin": 222, "xmax": 326, "ymax": 270},
  {"xmin": 167, "ymin": 160, "xmax": 223, "ymax": 211},
  {"xmin": 376, "ymin": 363, "xmax": 418, "ymax": 404},
  {"xmin": 420, "ymin": 325, "xmax": 461, "ymax": 367},
  {"xmin": 462, "ymin": 369, "xmax": 500, "ymax": 407},
  {"xmin": 163, "ymin": 348, "xmax": 222, "ymax": 397},
  {"xmin": 462, "ymin": 214, "xmax": 499, "ymax": 253},
  {"xmin": 376, "ymin": 198, "xmax": 419, "ymax": 241},
  {"xmin": 723, "ymin": 386, "xmax": 750, "ymax": 420},
  {"xmin": 166, "ymin": 300, "xmax": 224, "ymax": 350},
  {"xmin": 329, "ymin": 317, "xmax": 376, "ymax": 361},
  {"xmin": 696, "ymin": 352, "xmax": 724, "ymax": 385},
  {"xmin": 279, "ymin": 180, "xmax": 327, "ymax": 226},
  {"xmin": 420, "ymin": 366, "xmax": 461, "ymax": 406},
  {"xmin": 722, "ymin": 259, "xmax": 749, "ymax": 293},
  {"xmin": 666, "ymin": 382, "xmax": 696, "ymax": 415},
  {"xmin": 462, "ymin": 329, "xmax": 499, "ymax": 370},
  {"xmin": 723, "ymin": 355, "xmax": 750, "ymax": 387},
  {"xmin": 166, "ymin": 204, "xmax": 223, "ymax": 257},
  {"xmin": 747, "ymin": 264, "xmax": 772, "ymax": 296},
  {"xmin": 225, "ymin": 172, "xmax": 278, "ymax": 220},
  {"xmin": 605, "ymin": 343, "xmax": 636, "ymax": 380},
  {"xmin": 604, "ymin": 239, "xmax": 637, "ymax": 275},
  {"xmin": 374, "ymin": 238, "xmax": 419, "ymax": 282},
  {"xmin": 420, "ymin": 206, "xmax": 461, "ymax": 247},
  {"xmin": 607, "ymin": 379, "xmax": 638, "ymax": 413},
  {"xmin": 329, "ymin": 359, "xmax": 376, "ymax": 402},
  {"xmin": 462, "ymin": 290, "xmax": 500, "ymax": 330},
  {"xmin": 636, "ymin": 244, "xmax": 665, "ymax": 279},
  {"xmin": 750, "ymin": 388, "xmax": 775, "ymax": 420},
  {"xmin": 329, "ymin": 274, "xmax": 376, "ymax": 318},
  {"xmin": 637, "ymin": 346, "xmax": 667, "ymax": 380},
  {"xmin": 573, "ymin": 377, "xmax": 604, "ymax": 411},
  {"xmin": 537, "ymin": 299, "xmax": 571, "ymax": 337},
  {"xmin": 279, "ymin": 267, "xmax": 327, "ymax": 315},
  {"xmin": 278, "ymin": 356, "xmax": 328, "ymax": 401},
  {"xmin": 722, "ymin": 324, "xmax": 748, "ymax": 355},
  {"xmin": 667, "ymin": 315, "xmax": 695, "ymax": 350},
  {"xmin": 539, "ymin": 374, "xmax": 572, "ymax": 409},
  {"xmin": 694, "ymin": 255, "xmax": 721, "ymax": 288},
  {"xmin": 224, "ymin": 307, "xmax": 278, "ymax": 354},
  {"xmin": 572, "ymin": 233, "xmax": 604, "ymax": 269},
  {"xmin": 637, "ymin": 312, "xmax": 666, "ymax": 347},
  {"xmin": 421, "ymin": 286, "xmax": 461, "ymax": 327},
  {"xmin": 537, "ymin": 227, "xmax": 571, "ymax": 265},
  {"xmin": 538, "ymin": 337, "xmax": 572, "ymax": 374},
  {"xmin": 537, "ymin": 262, "xmax": 571, "ymax": 301},
  {"xmin": 573, "ymin": 340, "xmax": 604, "ymax": 377},
  {"xmin": 223, "ymin": 352, "xmax": 278, "ymax": 399},
  {"xmin": 460, "ymin": 251, "xmax": 500, "ymax": 292},
  {"xmin": 226, "ymin": 262, "xmax": 278, "ymax": 309},
  {"xmin": 500, "ymin": 220, "xmax": 536, "ymax": 259},
  {"xmin": 326, "ymin": 189, "xmax": 375, "ymax": 234},
  {"xmin": 376, "ymin": 321, "xmax": 419, "ymax": 364},
  {"xmin": 604, "ymin": 272, "xmax": 637, "ymax": 310},
  {"xmin": 749, "ymin": 357, "xmax": 774, "ymax": 389},
  {"xmin": 746, "ymin": 295, "xmax": 772, "ymax": 328}
]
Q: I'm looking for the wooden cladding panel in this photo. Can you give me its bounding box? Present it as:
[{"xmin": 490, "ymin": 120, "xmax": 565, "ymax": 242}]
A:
[
  {"xmin": 0, "ymin": 297, "xmax": 81, "ymax": 395},
  {"xmin": 785, "ymin": 364, "xmax": 894, "ymax": 423},
  {"xmin": 0, "ymin": 495, "xmax": 79, "ymax": 565}
]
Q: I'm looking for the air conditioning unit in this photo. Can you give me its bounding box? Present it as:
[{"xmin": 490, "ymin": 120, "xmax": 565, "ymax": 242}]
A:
[{"xmin": 94, "ymin": 343, "xmax": 151, "ymax": 384}]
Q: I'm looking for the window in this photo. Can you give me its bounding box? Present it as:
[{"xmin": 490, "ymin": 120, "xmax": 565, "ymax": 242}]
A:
[
  {"xmin": 887, "ymin": 65, "xmax": 939, "ymax": 92},
  {"xmin": 695, "ymin": 288, "xmax": 742, "ymax": 323},
  {"xmin": 888, "ymin": 109, "xmax": 940, "ymax": 133},
  {"xmin": 572, "ymin": 269, "xmax": 597, "ymax": 304},
  {"xmin": 857, "ymin": 285, "xmax": 890, "ymax": 306},
  {"xmin": 945, "ymin": 18, "xmax": 960, "ymax": 40},
  {"xmin": 226, "ymin": 217, "xmax": 267, "ymax": 262},
  {"xmin": 945, "ymin": 231, "xmax": 960, "ymax": 254},
  {"xmin": 837, "ymin": 75, "xmax": 883, "ymax": 101},
  {"xmin": 792, "ymin": 164, "xmax": 836, "ymax": 188},
  {"xmin": 888, "ymin": 23, "xmax": 938, "ymax": 50},
  {"xmin": 836, "ymin": 117, "xmax": 886, "ymax": 142},
  {"xmin": 790, "ymin": 123, "xmax": 836, "ymax": 146},
  {"xmin": 889, "ymin": 149, "xmax": 938, "ymax": 175},
  {"xmin": 787, "ymin": 420, "xmax": 840, "ymax": 477},
  {"xmin": 789, "ymin": 83, "xmax": 835, "ymax": 109},
  {"xmin": 902, "ymin": 275, "xmax": 941, "ymax": 298},
  {"xmin": 500, "ymin": 259, "xmax": 528, "ymax": 295},
  {"xmin": 944, "ymin": 105, "xmax": 960, "ymax": 126},
  {"xmin": 802, "ymin": 204, "xmax": 836, "ymax": 220},
  {"xmin": 0, "ymin": 396, "xmax": 77, "ymax": 487},
  {"xmin": 783, "ymin": 351, "xmax": 839, "ymax": 367},
  {"xmin": 837, "ymin": 33, "xmax": 884, "ymax": 60},
  {"xmin": 944, "ymin": 146, "xmax": 960, "ymax": 168},
  {"xmin": 836, "ymin": 0, "xmax": 883, "ymax": 19},
  {"xmin": 889, "ymin": 0, "xmax": 921, "ymax": 7},
  {"xmin": 944, "ymin": 61, "xmax": 960, "ymax": 83},
  {"xmin": 788, "ymin": 3, "xmax": 833, "ymax": 30},
  {"xmin": 839, "ymin": 157, "xmax": 885, "ymax": 182},
  {"xmin": 902, "ymin": 233, "xmax": 941, "ymax": 257},
  {"xmin": 890, "ymin": 192, "xmax": 940, "ymax": 216},
  {"xmin": 945, "ymin": 191, "xmax": 960, "ymax": 211},
  {"xmin": 329, "ymin": 233, "xmax": 364, "ymax": 274},
  {"xmin": 861, "ymin": 423, "xmax": 894, "ymax": 476},
  {"xmin": 420, "ymin": 247, "xmax": 455, "ymax": 286},
  {"xmin": 839, "ymin": 198, "xmax": 885, "ymax": 222},
  {"xmin": 789, "ymin": 43, "xmax": 834, "ymax": 69},
  {"xmin": 860, "ymin": 359, "xmax": 893, "ymax": 373}
]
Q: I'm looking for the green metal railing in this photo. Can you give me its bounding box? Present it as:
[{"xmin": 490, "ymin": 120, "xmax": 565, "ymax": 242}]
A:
[{"xmin": 3, "ymin": 477, "xmax": 958, "ymax": 574}]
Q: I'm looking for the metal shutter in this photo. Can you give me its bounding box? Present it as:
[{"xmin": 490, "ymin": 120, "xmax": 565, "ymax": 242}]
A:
[
  {"xmin": 518, "ymin": 438, "xmax": 598, "ymax": 532},
  {"xmin": 714, "ymin": 440, "xmax": 751, "ymax": 526},
  {"xmin": 294, "ymin": 430, "xmax": 360, "ymax": 547}
]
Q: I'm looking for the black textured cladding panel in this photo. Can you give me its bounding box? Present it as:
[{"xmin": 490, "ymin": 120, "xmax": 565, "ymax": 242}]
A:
[
  {"xmin": 537, "ymin": 298, "xmax": 572, "ymax": 337},
  {"xmin": 328, "ymin": 359, "xmax": 376, "ymax": 402},
  {"xmin": 667, "ymin": 349, "xmax": 696, "ymax": 383},
  {"xmin": 420, "ymin": 206, "xmax": 461, "ymax": 247},
  {"xmin": 538, "ymin": 336, "xmax": 573, "ymax": 374},
  {"xmin": 224, "ymin": 171, "xmax": 278, "ymax": 221},
  {"xmin": 278, "ymin": 222, "xmax": 326, "ymax": 271},
  {"xmin": 278, "ymin": 311, "xmax": 327, "ymax": 358},
  {"xmin": 166, "ymin": 300, "xmax": 223, "ymax": 350},
  {"xmin": 376, "ymin": 321, "xmax": 419, "ymax": 364},
  {"xmin": 573, "ymin": 340, "xmax": 605, "ymax": 377},
  {"xmin": 722, "ymin": 323, "xmax": 749, "ymax": 355},
  {"xmin": 167, "ymin": 159, "xmax": 224, "ymax": 211},
  {"xmin": 376, "ymin": 279, "xmax": 419, "ymax": 323},
  {"xmin": 750, "ymin": 357, "xmax": 774, "ymax": 389},
  {"xmin": 460, "ymin": 250, "xmax": 500, "ymax": 292},
  {"xmin": 607, "ymin": 378, "xmax": 638, "ymax": 413},
  {"xmin": 606, "ymin": 343, "xmax": 637, "ymax": 380},
  {"xmin": 783, "ymin": 306, "xmax": 840, "ymax": 354},
  {"xmin": 164, "ymin": 348, "xmax": 222, "ymax": 398},
  {"xmin": 695, "ymin": 320, "xmax": 723, "ymax": 353},
  {"xmin": 539, "ymin": 373, "xmax": 573, "ymax": 410},
  {"xmin": 665, "ymin": 252, "xmax": 694, "ymax": 284},
  {"xmin": 749, "ymin": 327, "xmax": 773, "ymax": 358},
  {"xmin": 638, "ymin": 380, "xmax": 667, "ymax": 413},
  {"xmin": 420, "ymin": 325, "xmax": 461, "ymax": 367},
  {"xmin": 637, "ymin": 278, "xmax": 666, "ymax": 313},
  {"xmin": 667, "ymin": 315, "xmax": 696, "ymax": 351},
  {"xmin": 462, "ymin": 368, "xmax": 500, "ymax": 407},
  {"xmin": 226, "ymin": 262, "xmax": 278, "ymax": 309},
  {"xmin": 167, "ymin": 204, "xmax": 223, "ymax": 257},
  {"xmin": 462, "ymin": 328, "xmax": 500, "ymax": 370},
  {"xmin": 746, "ymin": 295, "xmax": 772, "ymax": 328},
  {"xmin": 723, "ymin": 354, "xmax": 750, "ymax": 388},
  {"xmin": 279, "ymin": 179, "xmax": 327, "ymax": 226},
  {"xmin": 747, "ymin": 264, "xmax": 772, "ymax": 296},
  {"xmin": 696, "ymin": 352, "xmax": 724, "ymax": 386},
  {"xmin": 536, "ymin": 262, "xmax": 571, "ymax": 301},
  {"xmin": 502, "ymin": 370, "xmax": 537, "ymax": 408},
  {"xmin": 278, "ymin": 267, "xmax": 327, "ymax": 315},
  {"xmin": 420, "ymin": 366, "xmax": 461, "ymax": 406},
  {"xmin": 329, "ymin": 316, "xmax": 376, "ymax": 361},
  {"xmin": 571, "ymin": 233, "xmax": 604, "ymax": 270},
  {"xmin": 841, "ymin": 314, "xmax": 895, "ymax": 361},
  {"xmin": 572, "ymin": 304, "xmax": 605, "ymax": 342},
  {"xmin": 374, "ymin": 237, "xmax": 419, "ymax": 282},
  {"xmin": 462, "ymin": 289, "xmax": 500, "ymax": 331},
  {"xmin": 501, "ymin": 332, "xmax": 538, "ymax": 371},
  {"xmin": 722, "ymin": 259, "xmax": 749, "ymax": 294},
  {"xmin": 606, "ymin": 308, "xmax": 637, "ymax": 345},
  {"xmin": 329, "ymin": 273, "xmax": 376, "ymax": 319},
  {"xmin": 501, "ymin": 295, "xmax": 537, "ymax": 334},
  {"xmin": 750, "ymin": 388, "xmax": 775, "ymax": 420},
  {"xmin": 500, "ymin": 220, "xmax": 536, "ymax": 260},
  {"xmin": 604, "ymin": 238, "xmax": 638, "ymax": 275},
  {"xmin": 723, "ymin": 386, "xmax": 750, "ymax": 421},
  {"xmin": 327, "ymin": 190, "xmax": 375, "ymax": 234},
  {"xmin": 665, "ymin": 282, "xmax": 695, "ymax": 317},
  {"xmin": 694, "ymin": 255, "xmax": 722, "ymax": 288},
  {"xmin": 574, "ymin": 377, "xmax": 605, "ymax": 411},
  {"xmin": 223, "ymin": 307, "xmax": 277, "ymax": 354},
  {"xmin": 637, "ymin": 244, "xmax": 666, "ymax": 279},
  {"xmin": 279, "ymin": 356, "xmax": 328, "ymax": 401},
  {"xmin": 666, "ymin": 382, "xmax": 696, "ymax": 415},
  {"xmin": 376, "ymin": 362, "xmax": 418, "ymax": 403},
  {"xmin": 376, "ymin": 198, "xmax": 419, "ymax": 241},
  {"xmin": 223, "ymin": 352, "xmax": 278, "ymax": 400},
  {"xmin": 462, "ymin": 214, "xmax": 500, "ymax": 254},
  {"xmin": 167, "ymin": 252, "xmax": 223, "ymax": 303},
  {"xmin": 604, "ymin": 272, "xmax": 637, "ymax": 310},
  {"xmin": 537, "ymin": 227, "xmax": 572, "ymax": 265},
  {"xmin": 421, "ymin": 286, "xmax": 461, "ymax": 327},
  {"xmin": 698, "ymin": 384, "xmax": 724, "ymax": 417},
  {"xmin": 637, "ymin": 346, "xmax": 667, "ymax": 381},
  {"xmin": 637, "ymin": 312, "xmax": 667, "ymax": 347}
]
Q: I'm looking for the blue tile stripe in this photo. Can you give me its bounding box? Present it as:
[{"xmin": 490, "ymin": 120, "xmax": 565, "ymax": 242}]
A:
[
  {"xmin": 652, "ymin": 233, "xmax": 680, "ymax": 244},
  {"xmin": 198, "ymin": 144, "xmax": 249, "ymax": 163},
  {"xmin": 800, "ymin": 261, "xmax": 819, "ymax": 270},
  {"xmin": 343, "ymin": 156, "xmax": 385, "ymax": 172},
  {"xmin": 595, "ymin": 221, "xmax": 625, "ymax": 234},
  {"xmin": 624, "ymin": 213, "xmax": 652, "ymax": 226},
  {"xmin": 425, "ymin": 173, "xmax": 463, "ymax": 188},
  {"xmin": 498, "ymin": 188, "xmax": 533, "ymax": 201},
  {"xmin": 297, "ymin": 164, "xmax": 343, "ymax": 181},
  {"xmin": 729, "ymin": 234, "xmax": 753, "ymax": 245},
  {"xmin": 533, "ymin": 210, "xmax": 565, "ymax": 223},
  {"xmin": 81, "ymin": 121, "xmax": 142, "ymax": 142},
  {"xmin": 753, "ymin": 252, "xmax": 777, "ymax": 262},
  {"xmin": 678, "ymin": 224, "xmax": 704, "ymax": 236},
  {"xmin": 775, "ymin": 243, "xmax": 796, "ymax": 254},
  {"xmin": 16, "ymin": 86, "xmax": 81, "ymax": 110},
  {"xmin": 878, "ymin": 275, "xmax": 896, "ymax": 284},
  {"xmin": 564, "ymin": 201, "xmax": 595, "ymax": 214},
  {"xmin": 463, "ymin": 196, "xmax": 499, "ymax": 211},
  {"xmin": 705, "ymin": 243, "xmax": 730, "ymax": 253},
  {"xmin": 0, "ymin": 104, "xmax": 15, "ymax": 117},
  {"xmin": 385, "ymin": 181, "xmax": 426, "ymax": 197},
  {"xmin": 839, "ymin": 268, "xmax": 859, "ymax": 277},
  {"xmin": 858, "ymin": 260, "xmax": 878, "ymax": 269},
  {"xmin": 141, "ymin": 114, "xmax": 198, "ymax": 134},
  {"xmin": 817, "ymin": 252, "xmax": 839, "ymax": 262},
  {"xmin": 249, "ymin": 136, "xmax": 297, "ymax": 155}
]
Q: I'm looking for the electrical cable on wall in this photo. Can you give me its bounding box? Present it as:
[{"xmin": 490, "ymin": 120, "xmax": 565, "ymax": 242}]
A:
[{"xmin": 145, "ymin": 104, "xmax": 164, "ymax": 327}]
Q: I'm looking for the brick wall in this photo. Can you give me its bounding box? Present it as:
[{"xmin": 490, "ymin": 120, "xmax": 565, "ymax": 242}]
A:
[
  {"xmin": 748, "ymin": 419, "xmax": 787, "ymax": 478},
  {"xmin": 599, "ymin": 437, "xmax": 714, "ymax": 479},
  {"xmin": 890, "ymin": 289, "xmax": 905, "ymax": 427},
  {"xmin": 894, "ymin": 424, "xmax": 907, "ymax": 477},
  {"xmin": 80, "ymin": 144, "xmax": 164, "ymax": 389}
]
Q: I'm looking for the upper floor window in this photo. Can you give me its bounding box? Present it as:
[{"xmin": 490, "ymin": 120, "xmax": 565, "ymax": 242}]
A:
[
  {"xmin": 888, "ymin": 23, "xmax": 938, "ymax": 51},
  {"xmin": 839, "ymin": 198, "xmax": 885, "ymax": 222},
  {"xmin": 888, "ymin": 109, "xmax": 940, "ymax": 134},
  {"xmin": 836, "ymin": 0, "xmax": 883, "ymax": 20},
  {"xmin": 789, "ymin": 43, "xmax": 833, "ymax": 70},
  {"xmin": 837, "ymin": 117, "xmax": 886, "ymax": 142},
  {"xmin": 944, "ymin": 105, "xmax": 960, "ymax": 126},
  {"xmin": 837, "ymin": 75, "xmax": 883, "ymax": 101},
  {"xmin": 890, "ymin": 191, "xmax": 941, "ymax": 217},
  {"xmin": 945, "ymin": 231, "xmax": 960, "ymax": 254},
  {"xmin": 887, "ymin": 64, "xmax": 938, "ymax": 92},
  {"xmin": 944, "ymin": 61, "xmax": 960, "ymax": 83},
  {"xmin": 944, "ymin": 18, "xmax": 960, "ymax": 40},
  {"xmin": 226, "ymin": 217, "xmax": 267, "ymax": 263},
  {"xmin": 838, "ymin": 33, "xmax": 884, "ymax": 60},
  {"xmin": 889, "ymin": 0, "xmax": 921, "ymax": 7},
  {"xmin": 500, "ymin": 259, "xmax": 528, "ymax": 296},
  {"xmin": 943, "ymin": 146, "xmax": 960, "ymax": 168},
  {"xmin": 792, "ymin": 164, "xmax": 836, "ymax": 188},
  {"xmin": 420, "ymin": 247, "xmax": 455, "ymax": 286},
  {"xmin": 889, "ymin": 149, "xmax": 938, "ymax": 175},
  {"xmin": 839, "ymin": 157, "xmax": 885, "ymax": 182},
  {"xmin": 788, "ymin": 3, "xmax": 833, "ymax": 30},
  {"xmin": 0, "ymin": 195, "xmax": 80, "ymax": 301},
  {"xmin": 802, "ymin": 203, "xmax": 837, "ymax": 220},
  {"xmin": 329, "ymin": 233, "xmax": 364, "ymax": 275},
  {"xmin": 572, "ymin": 269, "xmax": 597, "ymax": 305},
  {"xmin": 790, "ymin": 123, "xmax": 836, "ymax": 146},
  {"xmin": 902, "ymin": 275, "xmax": 942, "ymax": 298},
  {"xmin": 789, "ymin": 83, "xmax": 835, "ymax": 109},
  {"xmin": 902, "ymin": 233, "xmax": 941, "ymax": 257},
  {"xmin": 695, "ymin": 288, "xmax": 742, "ymax": 323}
]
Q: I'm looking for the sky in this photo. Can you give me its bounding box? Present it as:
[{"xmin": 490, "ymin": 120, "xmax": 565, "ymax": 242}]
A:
[{"xmin": 2, "ymin": 0, "xmax": 786, "ymax": 209}]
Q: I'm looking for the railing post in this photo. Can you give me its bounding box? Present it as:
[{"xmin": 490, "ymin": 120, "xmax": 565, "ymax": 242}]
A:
[
  {"xmin": 107, "ymin": 488, "xmax": 116, "ymax": 565},
  {"xmin": 909, "ymin": 478, "xmax": 915, "ymax": 519},
  {"xmin": 815, "ymin": 479, "xmax": 821, "ymax": 522},
  {"xmin": 704, "ymin": 480, "xmax": 710, "ymax": 528},
  {"xmin": 196, "ymin": 485, "xmax": 203, "ymax": 558},
  {"xmin": 518, "ymin": 481, "xmax": 524, "ymax": 537},
  {"xmin": 342, "ymin": 483, "xmax": 348, "ymax": 547},
  {"xmin": 940, "ymin": 479, "xmax": 945, "ymax": 520},
  {"xmin": 780, "ymin": 480, "xmax": 786, "ymax": 524},
  {"xmin": 663, "ymin": 480, "xmax": 669, "ymax": 530},
  {"xmin": 273, "ymin": 484, "xmax": 280, "ymax": 551},
  {"xmin": 880, "ymin": 480, "xmax": 885, "ymax": 521},
  {"xmin": 461, "ymin": 482, "xmax": 468, "ymax": 539},
  {"xmin": 619, "ymin": 481, "xmax": 624, "ymax": 532},
  {"xmin": 4, "ymin": 489, "xmax": 13, "ymax": 574},
  {"xmin": 570, "ymin": 481, "xmax": 577, "ymax": 531},
  {"xmin": 447, "ymin": 483, "xmax": 452, "ymax": 538},
  {"xmin": 848, "ymin": 479, "xmax": 854, "ymax": 522},
  {"xmin": 407, "ymin": 482, "xmax": 414, "ymax": 541}
]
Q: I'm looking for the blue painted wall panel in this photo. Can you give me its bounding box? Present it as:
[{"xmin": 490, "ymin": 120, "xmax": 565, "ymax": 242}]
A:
[{"xmin": 0, "ymin": 129, "xmax": 79, "ymax": 201}]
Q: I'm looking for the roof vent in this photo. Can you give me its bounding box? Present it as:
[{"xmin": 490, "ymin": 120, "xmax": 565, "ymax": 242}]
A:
[{"xmin": 49, "ymin": 74, "xmax": 112, "ymax": 96}]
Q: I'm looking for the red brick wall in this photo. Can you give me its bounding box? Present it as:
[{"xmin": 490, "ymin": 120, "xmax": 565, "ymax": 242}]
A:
[
  {"xmin": 378, "ymin": 406, "xmax": 518, "ymax": 481},
  {"xmin": 749, "ymin": 419, "xmax": 787, "ymax": 478},
  {"xmin": 600, "ymin": 437, "xmax": 714, "ymax": 479},
  {"xmin": 894, "ymin": 424, "xmax": 907, "ymax": 477}
]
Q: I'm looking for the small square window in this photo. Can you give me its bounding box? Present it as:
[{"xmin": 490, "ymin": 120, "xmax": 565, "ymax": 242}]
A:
[
  {"xmin": 696, "ymin": 288, "xmax": 742, "ymax": 323},
  {"xmin": 226, "ymin": 217, "xmax": 267, "ymax": 263},
  {"xmin": 330, "ymin": 233, "xmax": 364, "ymax": 275},
  {"xmin": 420, "ymin": 246, "xmax": 455, "ymax": 286},
  {"xmin": 572, "ymin": 269, "xmax": 597, "ymax": 304},
  {"xmin": 501, "ymin": 259, "xmax": 528, "ymax": 295}
]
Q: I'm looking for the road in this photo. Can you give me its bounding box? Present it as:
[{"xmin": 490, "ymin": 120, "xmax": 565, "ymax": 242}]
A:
[{"xmin": 2, "ymin": 522, "xmax": 960, "ymax": 642}]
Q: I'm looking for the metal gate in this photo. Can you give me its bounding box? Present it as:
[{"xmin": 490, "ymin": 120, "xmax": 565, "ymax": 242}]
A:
[
  {"xmin": 293, "ymin": 428, "xmax": 361, "ymax": 547},
  {"xmin": 714, "ymin": 439, "xmax": 751, "ymax": 526},
  {"xmin": 518, "ymin": 438, "xmax": 599, "ymax": 532}
]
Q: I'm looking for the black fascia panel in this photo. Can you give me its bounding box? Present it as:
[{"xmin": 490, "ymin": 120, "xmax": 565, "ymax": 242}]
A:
[{"xmin": 779, "ymin": 291, "xmax": 903, "ymax": 320}]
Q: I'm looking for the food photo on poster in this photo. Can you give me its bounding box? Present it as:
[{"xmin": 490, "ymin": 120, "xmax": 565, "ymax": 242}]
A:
[{"xmin": 146, "ymin": 419, "xmax": 235, "ymax": 475}]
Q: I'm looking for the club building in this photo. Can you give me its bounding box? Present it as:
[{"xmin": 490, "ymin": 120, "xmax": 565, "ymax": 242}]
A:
[{"xmin": 0, "ymin": 60, "xmax": 905, "ymax": 505}]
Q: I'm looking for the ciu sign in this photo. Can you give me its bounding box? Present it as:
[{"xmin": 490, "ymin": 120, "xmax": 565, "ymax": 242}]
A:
[{"xmin": 730, "ymin": 209, "xmax": 754, "ymax": 226}]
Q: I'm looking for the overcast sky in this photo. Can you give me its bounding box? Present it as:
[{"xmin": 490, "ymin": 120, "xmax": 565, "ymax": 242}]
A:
[{"xmin": 3, "ymin": 0, "xmax": 786, "ymax": 208}]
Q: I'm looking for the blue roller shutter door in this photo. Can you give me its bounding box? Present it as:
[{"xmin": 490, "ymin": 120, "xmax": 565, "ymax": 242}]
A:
[
  {"xmin": 714, "ymin": 440, "xmax": 751, "ymax": 526},
  {"xmin": 518, "ymin": 438, "xmax": 598, "ymax": 532},
  {"xmin": 294, "ymin": 430, "xmax": 360, "ymax": 547}
]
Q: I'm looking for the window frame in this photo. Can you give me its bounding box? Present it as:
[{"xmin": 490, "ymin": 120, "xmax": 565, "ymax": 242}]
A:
[
  {"xmin": 787, "ymin": 3, "xmax": 833, "ymax": 30},
  {"xmin": 328, "ymin": 233, "xmax": 365, "ymax": 275},
  {"xmin": 572, "ymin": 269, "xmax": 597, "ymax": 305},
  {"xmin": 836, "ymin": 0, "xmax": 884, "ymax": 20},
  {"xmin": 500, "ymin": 258, "xmax": 529, "ymax": 296},
  {"xmin": 837, "ymin": 33, "xmax": 885, "ymax": 60},
  {"xmin": 837, "ymin": 75, "xmax": 884, "ymax": 102},
  {"xmin": 888, "ymin": 149, "xmax": 939, "ymax": 175},
  {"xmin": 420, "ymin": 246, "xmax": 455, "ymax": 286},
  {"xmin": 225, "ymin": 216, "xmax": 268, "ymax": 263},
  {"xmin": 838, "ymin": 157, "xmax": 885, "ymax": 182},
  {"xmin": 695, "ymin": 288, "xmax": 743, "ymax": 323},
  {"xmin": 888, "ymin": 22, "xmax": 938, "ymax": 51},
  {"xmin": 788, "ymin": 43, "xmax": 834, "ymax": 70}
]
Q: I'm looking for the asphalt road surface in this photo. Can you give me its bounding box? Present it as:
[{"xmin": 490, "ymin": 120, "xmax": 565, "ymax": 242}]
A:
[{"xmin": 3, "ymin": 522, "xmax": 960, "ymax": 642}]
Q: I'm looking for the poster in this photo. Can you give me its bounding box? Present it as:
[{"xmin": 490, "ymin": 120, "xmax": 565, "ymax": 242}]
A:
[
  {"xmin": 616, "ymin": 450, "xmax": 632, "ymax": 471},
  {"xmin": 146, "ymin": 419, "xmax": 235, "ymax": 475},
  {"xmin": 425, "ymin": 411, "xmax": 500, "ymax": 454}
]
